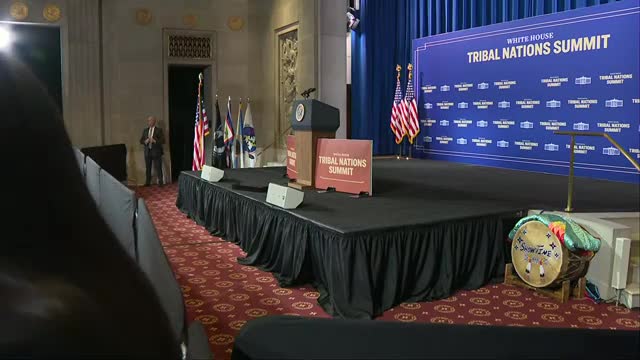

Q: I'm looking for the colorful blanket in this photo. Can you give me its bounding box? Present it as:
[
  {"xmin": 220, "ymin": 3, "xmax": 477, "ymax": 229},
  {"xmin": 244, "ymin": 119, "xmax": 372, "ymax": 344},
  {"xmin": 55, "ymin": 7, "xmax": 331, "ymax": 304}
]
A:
[{"xmin": 508, "ymin": 214, "xmax": 601, "ymax": 253}]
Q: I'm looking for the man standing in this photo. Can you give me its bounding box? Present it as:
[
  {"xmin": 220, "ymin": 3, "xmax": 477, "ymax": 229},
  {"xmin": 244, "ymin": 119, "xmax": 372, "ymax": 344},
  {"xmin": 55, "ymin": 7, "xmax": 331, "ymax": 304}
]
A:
[{"xmin": 139, "ymin": 116, "xmax": 165, "ymax": 186}]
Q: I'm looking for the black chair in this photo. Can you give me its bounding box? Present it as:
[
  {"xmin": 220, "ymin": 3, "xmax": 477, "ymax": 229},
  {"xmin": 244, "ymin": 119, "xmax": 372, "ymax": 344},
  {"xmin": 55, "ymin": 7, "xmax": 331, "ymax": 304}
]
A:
[
  {"xmin": 99, "ymin": 170, "xmax": 137, "ymax": 259},
  {"xmin": 74, "ymin": 147, "xmax": 85, "ymax": 177},
  {"xmin": 137, "ymin": 199, "xmax": 213, "ymax": 360},
  {"xmin": 232, "ymin": 315, "xmax": 640, "ymax": 360},
  {"xmin": 85, "ymin": 156, "xmax": 101, "ymax": 207}
]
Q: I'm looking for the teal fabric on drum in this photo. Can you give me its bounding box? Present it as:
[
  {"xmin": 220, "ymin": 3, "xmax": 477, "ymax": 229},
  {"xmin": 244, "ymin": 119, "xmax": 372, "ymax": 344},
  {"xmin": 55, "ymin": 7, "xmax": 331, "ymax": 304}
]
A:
[{"xmin": 508, "ymin": 214, "xmax": 601, "ymax": 253}]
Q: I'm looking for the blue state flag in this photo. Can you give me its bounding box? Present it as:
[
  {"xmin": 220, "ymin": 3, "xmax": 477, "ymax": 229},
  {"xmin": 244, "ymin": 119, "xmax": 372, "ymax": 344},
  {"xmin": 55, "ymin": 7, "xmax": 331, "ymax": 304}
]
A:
[{"xmin": 243, "ymin": 102, "xmax": 257, "ymax": 167}]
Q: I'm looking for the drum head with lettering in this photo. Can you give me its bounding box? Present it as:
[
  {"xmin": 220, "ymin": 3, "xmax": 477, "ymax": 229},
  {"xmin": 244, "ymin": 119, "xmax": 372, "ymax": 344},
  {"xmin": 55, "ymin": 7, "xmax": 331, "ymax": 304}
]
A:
[{"xmin": 511, "ymin": 221, "xmax": 566, "ymax": 288}]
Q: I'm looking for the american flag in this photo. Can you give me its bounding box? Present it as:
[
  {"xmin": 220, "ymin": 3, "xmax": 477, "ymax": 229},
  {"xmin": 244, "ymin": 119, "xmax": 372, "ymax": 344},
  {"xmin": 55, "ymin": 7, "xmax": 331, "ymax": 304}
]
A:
[
  {"xmin": 202, "ymin": 107, "xmax": 209, "ymax": 136},
  {"xmin": 390, "ymin": 76, "xmax": 406, "ymax": 144},
  {"xmin": 192, "ymin": 79, "xmax": 206, "ymax": 171},
  {"xmin": 403, "ymin": 68, "xmax": 420, "ymax": 143}
]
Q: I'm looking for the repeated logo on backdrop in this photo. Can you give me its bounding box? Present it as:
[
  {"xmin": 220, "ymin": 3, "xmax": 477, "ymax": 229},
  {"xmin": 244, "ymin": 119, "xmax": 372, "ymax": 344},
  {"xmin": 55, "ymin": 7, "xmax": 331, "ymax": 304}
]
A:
[{"xmin": 412, "ymin": 1, "xmax": 640, "ymax": 182}]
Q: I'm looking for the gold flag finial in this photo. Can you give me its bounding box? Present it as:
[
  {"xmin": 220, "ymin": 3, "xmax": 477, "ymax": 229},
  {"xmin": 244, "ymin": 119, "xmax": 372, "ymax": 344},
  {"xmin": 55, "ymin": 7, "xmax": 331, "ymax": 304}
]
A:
[
  {"xmin": 407, "ymin": 63, "xmax": 413, "ymax": 79},
  {"xmin": 396, "ymin": 64, "xmax": 402, "ymax": 79}
]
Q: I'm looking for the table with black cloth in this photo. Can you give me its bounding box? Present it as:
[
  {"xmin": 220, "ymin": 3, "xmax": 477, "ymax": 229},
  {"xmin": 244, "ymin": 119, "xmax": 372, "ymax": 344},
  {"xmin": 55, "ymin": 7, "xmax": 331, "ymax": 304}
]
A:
[
  {"xmin": 231, "ymin": 316, "xmax": 640, "ymax": 359},
  {"xmin": 176, "ymin": 159, "xmax": 640, "ymax": 319}
]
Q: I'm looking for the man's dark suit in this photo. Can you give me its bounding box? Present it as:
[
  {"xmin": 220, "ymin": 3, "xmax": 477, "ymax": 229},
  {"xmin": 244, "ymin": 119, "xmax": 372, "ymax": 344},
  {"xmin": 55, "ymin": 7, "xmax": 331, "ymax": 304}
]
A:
[{"xmin": 140, "ymin": 126, "xmax": 165, "ymax": 185}]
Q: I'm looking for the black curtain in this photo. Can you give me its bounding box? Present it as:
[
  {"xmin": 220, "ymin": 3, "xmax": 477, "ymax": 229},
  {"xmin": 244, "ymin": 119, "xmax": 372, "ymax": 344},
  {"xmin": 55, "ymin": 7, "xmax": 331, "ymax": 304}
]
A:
[
  {"xmin": 168, "ymin": 66, "xmax": 205, "ymax": 180},
  {"xmin": 5, "ymin": 23, "xmax": 62, "ymax": 111}
]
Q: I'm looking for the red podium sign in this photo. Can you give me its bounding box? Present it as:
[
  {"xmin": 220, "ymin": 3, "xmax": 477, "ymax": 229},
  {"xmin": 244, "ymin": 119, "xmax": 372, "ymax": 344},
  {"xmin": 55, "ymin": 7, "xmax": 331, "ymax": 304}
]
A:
[
  {"xmin": 286, "ymin": 135, "xmax": 297, "ymax": 179},
  {"xmin": 315, "ymin": 139, "xmax": 373, "ymax": 195}
]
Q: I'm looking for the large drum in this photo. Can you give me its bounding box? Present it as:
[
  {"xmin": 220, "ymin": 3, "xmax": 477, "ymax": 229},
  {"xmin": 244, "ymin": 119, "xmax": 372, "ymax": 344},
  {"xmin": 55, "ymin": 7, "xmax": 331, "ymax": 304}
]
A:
[{"xmin": 511, "ymin": 221, "xmax": 592, "ymax": 288}]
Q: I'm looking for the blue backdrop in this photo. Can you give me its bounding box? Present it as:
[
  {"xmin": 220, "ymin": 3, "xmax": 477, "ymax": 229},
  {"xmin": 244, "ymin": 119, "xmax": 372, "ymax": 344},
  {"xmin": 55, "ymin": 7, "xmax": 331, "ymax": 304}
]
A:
[
  {"xmin": 351, "ymin": 0, "xmax": 623, "ymax": 156},
  {"xmin": 411, "ymin": 0, "xmax": 639, "ymax": 182}
]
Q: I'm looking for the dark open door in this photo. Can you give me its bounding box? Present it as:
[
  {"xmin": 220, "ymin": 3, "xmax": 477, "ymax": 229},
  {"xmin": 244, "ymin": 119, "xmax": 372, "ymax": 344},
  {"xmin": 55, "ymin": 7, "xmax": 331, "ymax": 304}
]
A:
[{"xmin": 168, "ymin": 65, "xmax": 205, "ymax": 180}]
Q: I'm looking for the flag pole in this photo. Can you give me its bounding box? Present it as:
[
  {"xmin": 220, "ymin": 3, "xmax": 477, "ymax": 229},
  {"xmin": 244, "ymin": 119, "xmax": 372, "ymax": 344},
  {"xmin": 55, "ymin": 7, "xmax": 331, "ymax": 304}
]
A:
[
  {"xmin": 212, "ymin": 92, "xmax": 218, "ymax": 167},
  {"xmin": 406, "ymin": 64, "xmax": 414, "ymax": 160},
  {"xmin": 198, "ymin": 73, "xmax": 204, "ymax": 169},
  {"xmin": 395, "ymin": 64, "xmax": 402, "ymax": 160},
  {"xmin": 237, "ymin": 97, "xmax": 245, "ymax": 169},
  {"xmin": 227, "ymin": 96, "xmax": 232, "ymax": 168}
]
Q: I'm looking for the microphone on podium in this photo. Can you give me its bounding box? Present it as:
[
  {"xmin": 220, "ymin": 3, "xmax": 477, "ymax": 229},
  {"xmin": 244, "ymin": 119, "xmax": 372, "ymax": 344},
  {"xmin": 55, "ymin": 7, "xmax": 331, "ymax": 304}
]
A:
[{"xmin": 300, "ymin": 88, "xmax": 316, "ymax": 99}]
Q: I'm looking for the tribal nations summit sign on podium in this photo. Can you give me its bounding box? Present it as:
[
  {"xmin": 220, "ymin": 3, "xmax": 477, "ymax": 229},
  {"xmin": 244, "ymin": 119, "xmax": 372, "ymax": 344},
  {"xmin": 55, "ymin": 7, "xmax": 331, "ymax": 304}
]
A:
[{"xmin": 287, "ymin": 136, "xmax": 373, "ymax": 195}]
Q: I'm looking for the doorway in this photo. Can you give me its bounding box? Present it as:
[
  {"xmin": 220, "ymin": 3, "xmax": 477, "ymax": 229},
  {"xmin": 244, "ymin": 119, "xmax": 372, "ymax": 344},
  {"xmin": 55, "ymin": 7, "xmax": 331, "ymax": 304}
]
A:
[
  {"xmin": 168, "ymin": 65, "xmax": 206, "ymax": 181},
  {"xmin": 1, "ymin": 23, "xmax": 62, "ymax": 110}
]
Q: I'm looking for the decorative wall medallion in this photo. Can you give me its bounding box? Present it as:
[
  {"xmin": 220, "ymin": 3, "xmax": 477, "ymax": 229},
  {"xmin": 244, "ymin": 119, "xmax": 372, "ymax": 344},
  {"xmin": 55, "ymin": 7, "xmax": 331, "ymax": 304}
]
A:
[
  {"xmin": 135, "ymin": 8, "xmax": 152, "ymax": 25},
  {"xmin": 43, "ymin": 4, "xmax": 61, "ymax": 22},
  {"xmin": 9, "ymin": 1, "xmax": 29, "ymax": 21},
  {"xmin": 227, "ymin": 16, "xmax": 244, "ymax": 31},
  {"xmin": 183, "ymin": 14, "xmax": 197, "ymax": 27}
]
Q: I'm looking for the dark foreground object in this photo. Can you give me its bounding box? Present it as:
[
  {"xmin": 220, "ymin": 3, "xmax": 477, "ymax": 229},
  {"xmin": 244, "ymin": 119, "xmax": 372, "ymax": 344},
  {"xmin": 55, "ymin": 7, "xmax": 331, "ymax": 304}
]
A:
[
  {"xmin": 176, "ymin": 159, "xmax": 639, "ymax": 318},
  {"xmin": 231, "ymin": 315, "xmax": 640, "ymax": 360}
]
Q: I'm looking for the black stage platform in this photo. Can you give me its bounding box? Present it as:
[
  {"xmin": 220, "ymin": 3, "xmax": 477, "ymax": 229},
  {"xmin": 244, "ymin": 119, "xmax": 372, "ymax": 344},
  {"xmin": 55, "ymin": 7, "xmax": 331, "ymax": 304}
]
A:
[{"xmin": 176, "ymin": 159, "xmax": 639, "ymax": 319}]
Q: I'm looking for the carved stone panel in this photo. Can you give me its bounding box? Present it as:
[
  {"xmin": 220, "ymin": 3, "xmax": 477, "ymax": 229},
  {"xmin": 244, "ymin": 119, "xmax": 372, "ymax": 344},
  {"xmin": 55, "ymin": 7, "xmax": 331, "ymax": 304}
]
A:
[{"xmin": 277, "ymin": 29, "xmax": 298, "ymax": 148}]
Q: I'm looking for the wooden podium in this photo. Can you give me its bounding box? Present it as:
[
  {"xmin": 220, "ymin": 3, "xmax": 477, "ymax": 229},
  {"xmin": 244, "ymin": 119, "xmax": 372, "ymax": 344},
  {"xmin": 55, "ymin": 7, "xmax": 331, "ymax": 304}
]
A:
[{"xmin": 288, "ymin": 99, "xmax": 340, "ymax": 190}]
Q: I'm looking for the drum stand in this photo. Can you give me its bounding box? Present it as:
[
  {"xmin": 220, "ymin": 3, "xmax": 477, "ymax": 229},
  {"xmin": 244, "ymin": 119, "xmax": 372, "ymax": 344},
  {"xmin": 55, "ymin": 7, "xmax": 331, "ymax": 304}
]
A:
[{"xmin": 504, "ymin": 264, "xmax": 587, "ymax": 303}]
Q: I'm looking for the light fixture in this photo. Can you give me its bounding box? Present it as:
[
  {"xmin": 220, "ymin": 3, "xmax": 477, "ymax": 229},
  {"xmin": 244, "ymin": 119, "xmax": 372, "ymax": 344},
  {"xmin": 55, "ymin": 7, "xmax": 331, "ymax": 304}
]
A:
[
  {"xmin": 347, "ymin": 7, "xmax": 359, "ymax": 31},
  {"xmin": 0, "ymin": 25, "xmax": 14, "ymax": 51}
]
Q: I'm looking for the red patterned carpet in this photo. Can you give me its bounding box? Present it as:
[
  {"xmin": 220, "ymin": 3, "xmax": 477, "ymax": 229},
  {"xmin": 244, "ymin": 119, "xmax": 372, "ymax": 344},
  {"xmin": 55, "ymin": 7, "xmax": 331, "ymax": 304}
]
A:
[{"xmin": 137, "ymin": 184, "xmax": 640, "ymax": 360}]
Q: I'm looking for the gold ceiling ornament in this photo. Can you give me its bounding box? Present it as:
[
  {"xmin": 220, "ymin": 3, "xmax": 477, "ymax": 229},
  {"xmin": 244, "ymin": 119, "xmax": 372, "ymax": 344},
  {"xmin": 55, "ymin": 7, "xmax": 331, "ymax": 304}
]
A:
[
  {"xmin": 227, "ymin": 16, "xmax": 244, "ymax": 31},
  {"xmin": 43, "ymin": 4, "xmax": 61, "ymax": 22},
  {"xmin": 135, "ymin": 8, "xmax": 152, "ymax": 25},
  {"xmin": 9, "ymin": 1, "xmax": 29, "ymax": 21},
  {"xmin": 183, "ymin": 14, "xmax": 197, "ymax": 27}
]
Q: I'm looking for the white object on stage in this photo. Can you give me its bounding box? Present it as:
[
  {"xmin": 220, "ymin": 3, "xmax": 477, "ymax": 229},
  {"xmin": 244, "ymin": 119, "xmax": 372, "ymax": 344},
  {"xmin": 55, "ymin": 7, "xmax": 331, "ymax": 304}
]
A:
[
  {"xmin": 201, "ymin": 165, "xmax": 224, "ymax": 182},
  {"xmin": 612, "ymin": 237, "xmax": 631, "ymax": 290},
  {"xmin": 266, "ymin": 183, "xmax": 303, "ymax": 209}
]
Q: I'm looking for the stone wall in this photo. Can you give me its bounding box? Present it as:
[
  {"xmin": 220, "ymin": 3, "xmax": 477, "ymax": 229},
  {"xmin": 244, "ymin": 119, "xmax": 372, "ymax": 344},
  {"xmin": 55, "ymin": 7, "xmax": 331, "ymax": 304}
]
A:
[
  {"xmin": 1, "ymin": 0, "xmax": 346, "ymax": 180},
  {"xmin": 101, "ymin": 0, "xmax": 250, "ymax": 183}
]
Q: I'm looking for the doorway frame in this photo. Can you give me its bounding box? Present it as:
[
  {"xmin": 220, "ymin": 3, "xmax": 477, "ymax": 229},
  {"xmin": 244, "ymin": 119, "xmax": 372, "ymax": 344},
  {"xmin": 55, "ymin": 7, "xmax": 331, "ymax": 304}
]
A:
[{"xmin": 162, "ymin": 28, "xmax": 217, "ymax": 182}]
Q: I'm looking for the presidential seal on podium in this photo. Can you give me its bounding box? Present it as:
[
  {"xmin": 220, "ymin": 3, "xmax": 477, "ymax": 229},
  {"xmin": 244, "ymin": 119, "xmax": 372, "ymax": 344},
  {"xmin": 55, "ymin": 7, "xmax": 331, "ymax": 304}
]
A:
[{"xmin": 295, "ymin": 103, "xmax": 305, "ymax": 122}]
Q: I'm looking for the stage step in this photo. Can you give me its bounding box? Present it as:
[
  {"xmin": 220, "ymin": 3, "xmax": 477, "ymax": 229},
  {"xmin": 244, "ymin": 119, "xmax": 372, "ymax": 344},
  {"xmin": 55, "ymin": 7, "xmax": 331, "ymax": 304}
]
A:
[
  {"xmin": 621, "ymin": 238, "xmax": 639, "ymax": 309},
  {"xmin": 629, "ymin": 253, "xmax": 640, "ymax": 285},
  {"xmin": 621, "ymin": 283, "xmax": 639, "ymax": 309}
]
